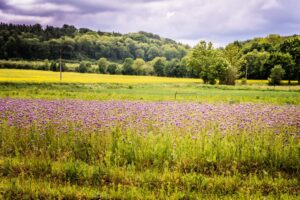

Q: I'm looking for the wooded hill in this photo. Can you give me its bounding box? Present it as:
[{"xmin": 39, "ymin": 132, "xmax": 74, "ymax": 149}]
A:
[
  {"xmin": 0, "ymin": 23, "xmax": 299, "ymax": 84},
  {"xmin": 0, "ymin": 23, "xmax": 189, "ymax": 62}
]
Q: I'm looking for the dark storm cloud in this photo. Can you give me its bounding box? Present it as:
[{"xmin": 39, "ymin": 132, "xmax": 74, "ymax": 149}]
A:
[{"xmin": 0, "ymin": 0, "xmax": 299, "ymax": 46}]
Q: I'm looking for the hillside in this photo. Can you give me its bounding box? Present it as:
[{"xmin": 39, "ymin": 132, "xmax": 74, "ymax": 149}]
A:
[{"xmin": 0, "ymin": 23, "xmax": 189, "ymax": 62}]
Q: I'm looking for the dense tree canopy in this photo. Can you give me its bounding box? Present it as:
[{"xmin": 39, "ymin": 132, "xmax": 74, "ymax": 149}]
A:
[
  {"xmin": 0, "ymin": 23, "xmax": 189, "ymax": 62},
  {"xmin": 236, "ymin": 34, "xmax": 299, "ymax": 83}
]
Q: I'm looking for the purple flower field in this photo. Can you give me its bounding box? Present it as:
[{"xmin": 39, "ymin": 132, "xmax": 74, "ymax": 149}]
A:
[{"xmin": 0, "ymin": 98, "xmax": 299, "ymax": 135}]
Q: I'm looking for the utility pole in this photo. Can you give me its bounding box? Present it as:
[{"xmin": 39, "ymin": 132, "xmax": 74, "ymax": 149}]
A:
[{"xmin": 59, "ymin": 48, "xmax": 62, "ymax": 81}]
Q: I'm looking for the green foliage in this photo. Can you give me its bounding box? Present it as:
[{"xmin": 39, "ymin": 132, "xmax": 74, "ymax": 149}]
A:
[
  {"xmin": 98, "ymin": 57, "xmax": 109, "ymax": 74},
  {"xmin": 188, "ymin": 41, "xmax": 238, "ymax": 85},
  {"xmin": 164, "ymin": 59, "xmax": 187, "ymax": 77},
  {"xmin": 241, "ymin": 50, "xmax": 270, "ymax": 79},
  {"xmin": 0, "ymin": 23, "xmax": 188, "ymax": 63},
  {"xmin": 152, "ymin": 57, "xmax": 166, "ymax": 76},
  {"xmin": 241, "ymin": 78, "xmax": 247, "ymax": 85},
  {"xmin": 0, "ymin": 22, "xmax": 299, "ymax": 82},
  {"xmin": 280, "ymin": 37, "xmax": 300, "ymax": 83},
  {"xmin": 42, "ymin": 59, "xmax": 50, "ymax": 70},
  {"xmin": 78, "ymin": 61, "xmax": 90, "ymax": 73},
  {"xmin": 0, "ymin": 60, "xmax": 51, "ymax": 71},
  {"xmin": 107, "ymin": 63, "xmax": 118, "ymax": 74},
  {"xmin": 188, "ymin": 41, "xmax": 216, "ymax": 83},
  {"xmin": 269, "ymin": 65, "xmax": 285, "ymax": 85},
  {"xmin": 236, "ymin": 35, "xmax": 299, "ymax": 83},
  {"xmin": 59, "ymin": 62, "xmax": 68, "ymax": 72},
  {"xmin": 266, "ymin": 52, "xmax": 295, "ymax": 84},
  {"xmin": 132, "ymin": 58, "xmax": 146, "ymax": 75},
  {"xmin": 146, "ymin": 46, "xmax": 161, "ymax": 61},
  {"xmin": 50, "ymin": 62, "xmax": 57, "ymax": 71},
  {"xmin": 216, "ymin": 58, "xmax": 236, "ymax": 85},
  {"xmin": 0, "ymin": 123, "xmax": 299, "ymax": 198},
  {"xmin": 122, "ymin": 58, "xmax": 134, "ymax": 75}
]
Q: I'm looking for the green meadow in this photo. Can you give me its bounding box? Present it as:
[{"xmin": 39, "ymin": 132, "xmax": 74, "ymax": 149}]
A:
[
  {"xmin": 0, "ymin": 69, "xmax": 299, "ymax": 199},
  {"xmin": 1, "ymin": 81, "xmax": 300, "ymax": 105}
]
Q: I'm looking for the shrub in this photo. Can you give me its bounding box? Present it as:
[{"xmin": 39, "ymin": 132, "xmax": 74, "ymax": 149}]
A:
[
  {"xmin": 269, "ymin": 65, "xmax": 285, "ymax": 85},
  {"xmin": 241, "ymin": 78, "xmax": 247, "ymax": 85},
  {"xmin": 107, "ymin": 63, "xmax": 117, "ymax": 74},
  {"xmin": 78, "ymin": 62, "xmax": 90, "ymax": 73},
  {"xmin": 42, "ymin": 59, "xmax": 50, "ymax": 70},
  {"xmin": 50, "ymin": 62, "xmax": 57, "ymax": 71},
  {"xmin": 98, "ymin": 58, "xmax": 109, "ymax": 74}
]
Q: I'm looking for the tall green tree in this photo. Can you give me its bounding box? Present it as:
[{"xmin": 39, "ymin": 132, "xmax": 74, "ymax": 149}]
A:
[
  {"xmin": 241, "ymin": 50, "xmax": 270, "ymax": 79},
  {"xmin": 265, "ymin": 52, "xmax": 295, "ymax": 84},
  {"xmin": 188, "ymin": 41, "xmax": 220, "ymax": 84},
  {"xmin": 280, "ymin": 37, "xmax": 300, "ymax": 83},
  {"xmin": 188, "ymin": 41, "xmax": 215, "ymax": 81}
]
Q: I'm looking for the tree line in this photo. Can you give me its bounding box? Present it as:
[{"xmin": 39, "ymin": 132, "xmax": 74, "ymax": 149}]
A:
[
  {"xmin": 0, "ymin": 23, "xmax": 299, "ymax": 85},
  {"xmin": 0, "ymin": 23, "xmax": 188, "ymax": 62},
  {"xmin": 188, "ymin": 35, "xmax": 300, "ymax": 84}
]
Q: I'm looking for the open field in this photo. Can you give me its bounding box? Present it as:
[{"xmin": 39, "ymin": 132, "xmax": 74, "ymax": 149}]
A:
[
  {"xmin": 0, "ymin": 69, "xmax": 203, "ymax": 84},
  {"xmin": 0, "ymin": 99, "xmax": 299, "ymax": 199},
  {"xmin": 1, "ymin": 69, "xmax": 300, "ymax": 104},
  {"xmin": 0, "ymin": 69, "xmax": 299, "ymax": 199},
  {"xmin": 1, "ymin": 69, "xmax": 299, "ymax": 85},
  {"xmin": 1, "ymin": 82, "xmax": 300, "ymax": 105}
]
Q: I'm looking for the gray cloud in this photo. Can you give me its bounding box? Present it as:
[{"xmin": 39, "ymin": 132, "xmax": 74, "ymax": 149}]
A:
[{"xmin": 0, "ymin": 0, "xmax": 299, "ymax": 46}]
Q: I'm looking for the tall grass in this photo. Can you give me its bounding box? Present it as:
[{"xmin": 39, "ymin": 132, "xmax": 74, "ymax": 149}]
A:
[{"xmin": 0, "ymin": 122, "xmax": 299, "ymax": 199}]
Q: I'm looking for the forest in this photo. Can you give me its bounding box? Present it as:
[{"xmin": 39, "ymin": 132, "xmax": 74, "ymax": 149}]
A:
[{"xmin": 0, "ymin": 23, "xmax": 299, "ymax": 84}]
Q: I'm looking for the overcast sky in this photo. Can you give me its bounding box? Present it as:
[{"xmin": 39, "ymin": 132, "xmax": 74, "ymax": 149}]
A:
[{"xmin": 0, "ymin": 0, "xmax": 299, "ymax": 46}]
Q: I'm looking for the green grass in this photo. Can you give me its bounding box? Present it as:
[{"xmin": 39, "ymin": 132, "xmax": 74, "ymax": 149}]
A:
[
  {"xmin": 1, "ymin": 69, "xmax": 299, "ymax": 105},
  {"xmin": 1, "ymin": 82, "xmax": 300, "ymax": 104},
  {"xmin": 0, "ymin": 69, "xmax": 299, "ymax": 198},
  {"xmin": 0, "ymin": 123, "xmax": 299, "ymax": 199}
]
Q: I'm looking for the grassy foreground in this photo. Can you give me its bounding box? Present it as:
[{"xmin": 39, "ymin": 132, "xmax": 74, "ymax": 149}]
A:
[
  {"xmin": 0, "ymin": 69, "xmax": 299, "ymax": 199},
  {"xmin": 0, "ymin": 124, "xmax": 299, "ymax": 199}
]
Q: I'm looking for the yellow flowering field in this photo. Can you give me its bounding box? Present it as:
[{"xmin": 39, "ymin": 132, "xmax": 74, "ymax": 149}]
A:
[{"xmin": 0, "ymin": 69, "xmax": 202, "ymax": 84}]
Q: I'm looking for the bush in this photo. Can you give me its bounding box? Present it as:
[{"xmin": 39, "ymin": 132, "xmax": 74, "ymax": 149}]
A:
[
  {"xmin": 98, "ymin": 58, "xmax": 109, "ymax": 74},
  {"xmin": 122, "ymin": 58, "xmax": 134, "ymax": 75},
  {"xmin": 107, "ymin": 63, "xmax": 117, "ymax": 74},
  {"xmin": 78, "ymin": 62, "xmax": 91, "ymax": 73},
  {"xmin": 219, "ymin": 67, "xmax": 237, "ymax": 85},
  {"xmin": 43, "ymin": 59, "xmax": 50, "ymax": 70},
  {"xmin": 115, "ymin": 65, "xmax": 123, "ymax": 74},
  {"xmin": 241, "ymin": 78, "xmax": 247, "ymax": 85},
  {"xmin": 269, "ymin": 65, "xmax": 285, "ymax": 85},
  {"xmin": 50, "ymin": 62, "xmax": 57, "ymax": 71}
]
